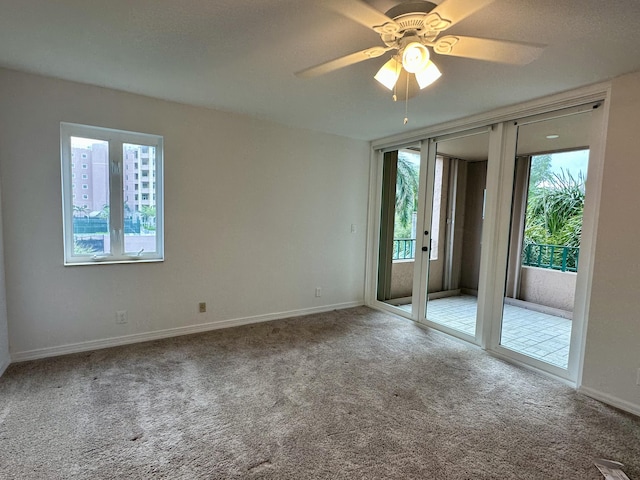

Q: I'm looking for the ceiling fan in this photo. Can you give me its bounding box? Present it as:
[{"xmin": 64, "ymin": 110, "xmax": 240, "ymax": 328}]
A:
[{"xmin": 296, "ymin": 0, "xmax": 544, "ymax": 98}]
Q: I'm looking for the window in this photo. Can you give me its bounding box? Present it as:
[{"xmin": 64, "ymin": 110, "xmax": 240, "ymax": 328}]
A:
[
  {"xmin": 61, "ymin": 123, "xmax": 164, "ymax": 265},
  {"xmin": 82, "ymin": 174, "xmax": 88, "ymax": 179}
]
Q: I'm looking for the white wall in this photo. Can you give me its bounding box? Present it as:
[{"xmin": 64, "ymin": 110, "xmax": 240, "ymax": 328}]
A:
[
  {"xmin": 0, "ymin": 181, "xmax": 9, "ymax": 374},
  {"xmin": 581, "ymin": 70, "xmax": 640, "ymax": 414},
  {"xmin": 0, "ymin": 68, "xmax": 370, "ymax": 359}
]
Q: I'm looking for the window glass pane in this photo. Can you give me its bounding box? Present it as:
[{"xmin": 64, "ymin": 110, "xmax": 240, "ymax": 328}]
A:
[
  {"xmin": 123, "ymin": 143, "xmax": 157, "ymax": 254},
  {"xmin": 71, "ymin": 137, "xmax": 110, "ymax": 256}
]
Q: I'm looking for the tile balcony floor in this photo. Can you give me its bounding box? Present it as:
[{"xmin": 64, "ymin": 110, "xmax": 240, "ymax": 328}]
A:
[{"xmin": 399, "ymin": 295, "xmax": 572, "ymax": 368}]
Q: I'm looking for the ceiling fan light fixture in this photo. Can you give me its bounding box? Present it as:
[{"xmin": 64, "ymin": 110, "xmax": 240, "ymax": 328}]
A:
[
  {"xmin": 401, "ymin": 42, "xmax": 430, "ymax": 73},
  {"xmin": 415, "ymin": 60, "xmax": 442, "ymax": 89},
  {"xmin": 374, "ymin": 57, "xmax": 402, "ymax": 90}
]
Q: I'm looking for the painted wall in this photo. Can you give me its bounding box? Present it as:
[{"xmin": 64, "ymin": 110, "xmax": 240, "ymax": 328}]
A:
[
  {"xmin": 460, "ymin": 161, "xmax": 487, "ymax": 290},
  {"xmin": 582, "ymin": 70, "xmax": 640, "ymax": 413},
  {"xmin": 0, "ymin": 183, "xmax": 9, "ymax": 375},
  {"xmin": 0, "ymin": 68, "xmax": 370, "ymax": 358}
]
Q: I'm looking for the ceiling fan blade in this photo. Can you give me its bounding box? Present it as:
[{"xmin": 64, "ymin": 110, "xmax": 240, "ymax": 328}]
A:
[
  {"xmin": 425, "ymin": 0, "xmax": 495, "ymax": 32},
  {"xmin": 324, "ymin": 0, "xmax": 400, "ymax": 35},
  {"xmin": 433, "ymin": 36, "xmax": 544, "ymax": 65},
  {"xmin": 295, "ymin": 46, "xmax": 391, "ymax": 78}
]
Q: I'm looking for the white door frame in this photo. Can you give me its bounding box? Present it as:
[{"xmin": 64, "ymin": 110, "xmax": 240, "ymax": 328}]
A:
[{"xmin": 485, "ymin": 102, "xmax": 609, "ymax": 383}]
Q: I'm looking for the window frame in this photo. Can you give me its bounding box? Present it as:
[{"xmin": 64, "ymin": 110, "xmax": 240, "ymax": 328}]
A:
[{"xmin": 61, "ymin": 122, "xmax": 164, "ymax": 265}]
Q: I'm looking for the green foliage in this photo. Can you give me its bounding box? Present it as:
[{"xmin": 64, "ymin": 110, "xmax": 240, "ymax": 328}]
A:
[
  {"xmin": 394, "ymin": 154, "xmax": 419, "ymax": 238},
  {"xmin": 523, "ymin": 158, "xmax": 586, "ymax": 271},
  {"xmin": 73, "ymin": 240, "xmax": 98, "ymax": 255},
  {"xmin": 140, "ymin": 205, "xmax": 156, "ymax": 230},
  {"xmin": 528, "ymin": 154, "xmax": 552, "ymax": 190},
  {"xmin": 524, "ymin": 167, "xmax": 585, "ymax": 248},
  {"xmin": 99, "ymin": 204, "xmax": 110, "ymax": 219},
  {"xmin": 73, "ymin": 205, "xmax": 89, "ymax": 217}
]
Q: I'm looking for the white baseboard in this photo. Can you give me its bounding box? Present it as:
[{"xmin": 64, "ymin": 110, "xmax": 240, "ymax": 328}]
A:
[
  {"xmin": 0, "ymin": 356, "xmax": 9, "ymax": 377},
  {"xmin": 10, "ymin": 301, "xmax": 363, "ymax": 363},
  {"xmin": 578, "ymin": 386, "xmax": 640, "ymax": 417}
]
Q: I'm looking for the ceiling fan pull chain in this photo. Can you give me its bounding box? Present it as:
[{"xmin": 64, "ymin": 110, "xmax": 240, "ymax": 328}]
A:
[
  {"xmin": 392, "ymin": 56, "xmax": 399, "ymax": 102},
  {"xmin": 404, "ymin": 72, "xmax": 409, "ymax": 125}
]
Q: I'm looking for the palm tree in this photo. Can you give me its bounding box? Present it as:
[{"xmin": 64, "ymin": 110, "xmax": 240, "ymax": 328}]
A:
[
  {"xmin": 525, "ymin": 169, "xmax": 585, "ymax": 245},
  {"xmin": 99, "ymin": 204, "xmax": 110, "ymax": 219},
  {"xmin": 73, "ymin": 205, "xmax": 89, "ymax": 217},
  {"xmin": 524, "ymin": 169, "xmax": 585, "ymax": 269},
  {"xmin": 395, "ymin": 155, "xmax": 419, "ymax": 234}
]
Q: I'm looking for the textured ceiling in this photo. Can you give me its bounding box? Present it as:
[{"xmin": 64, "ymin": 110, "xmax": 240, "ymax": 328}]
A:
[{"xmin": 1, "ymin": 0, "xmax": 639, "ymax": 140}]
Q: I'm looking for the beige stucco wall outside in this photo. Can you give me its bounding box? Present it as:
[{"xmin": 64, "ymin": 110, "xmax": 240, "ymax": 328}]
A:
[
  {"xmin": 519, "ymin": 267, "xmax": 576, "ymax": 312},
  {"xmin": 390, "ymin": 260, "xmax": 414, "ymax": 299}
]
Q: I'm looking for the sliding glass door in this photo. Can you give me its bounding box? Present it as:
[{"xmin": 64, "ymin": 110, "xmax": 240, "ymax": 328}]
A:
[
  {"xmin": 417, "ymin": 130, "xmax": 490, "ymax": 341},
  {"xmin": 494, "ymin": 108, "xmax": 593, "ymax": 373},
  {"xmin": 371, "ymin": 97, "xmax": 605, "ymax": 382}
]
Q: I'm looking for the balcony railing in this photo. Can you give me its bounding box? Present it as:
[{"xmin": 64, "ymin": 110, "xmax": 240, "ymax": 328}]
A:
[
  {"xmin": 522, "ymin": 243, "xmax": 579, "ymax": 272},
  {"xmin": 392, "ymin": 238, "xmax": 416, "ymax": 260}
]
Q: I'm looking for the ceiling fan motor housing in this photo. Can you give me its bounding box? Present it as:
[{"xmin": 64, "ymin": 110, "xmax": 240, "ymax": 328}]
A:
[{"xmin": 381, "ymin": 1, "xmax": 441, "ymax": 48}]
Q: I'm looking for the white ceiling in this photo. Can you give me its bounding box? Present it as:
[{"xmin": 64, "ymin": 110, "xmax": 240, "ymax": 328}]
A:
[{"xmin": 1, "ymin": 0, "xmax": 639, "ymax": 140}]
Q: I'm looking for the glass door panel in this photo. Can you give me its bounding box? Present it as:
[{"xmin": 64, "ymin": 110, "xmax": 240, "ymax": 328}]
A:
[
  {"xmin": 421, "ymin": 131, "xmax": 490, "ymax": 338},
  {"xmin": 376, "ymin": 146, "xmax": 421, "ymax": 313},
  {"xmin": 499, "ymin": 110, "xmax": 592, "ymax": 369}
]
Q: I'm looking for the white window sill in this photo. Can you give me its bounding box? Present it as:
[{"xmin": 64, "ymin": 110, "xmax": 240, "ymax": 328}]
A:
[{"xmin": 64, "ymin": 258, "xmax": 164, "ymax": 266}]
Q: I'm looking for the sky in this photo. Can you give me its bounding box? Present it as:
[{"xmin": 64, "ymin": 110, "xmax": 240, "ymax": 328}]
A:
[{"xmin": 539, "ymin": 149, "xmax": 589, "ymax": 178}]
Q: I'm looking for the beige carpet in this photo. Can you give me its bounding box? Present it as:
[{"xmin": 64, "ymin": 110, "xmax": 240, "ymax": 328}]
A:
[{"xmin": 1, "ymin": 307, "xmax": 639, "ymax": 479}]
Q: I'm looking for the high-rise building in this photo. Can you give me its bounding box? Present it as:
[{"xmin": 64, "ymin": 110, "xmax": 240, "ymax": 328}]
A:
[{"xmin": 71, "ymin": 141, "xmax": 156, "ymax": 219}]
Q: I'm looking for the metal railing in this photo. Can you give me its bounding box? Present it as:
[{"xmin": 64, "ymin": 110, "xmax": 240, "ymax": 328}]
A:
[
  {"xmin": 392, "ymin": 238, "xmax": 416, "ymax": 260},
  {"xmin": 73, "ymin": 217, "xmax": 141, "ymax": 234},
  {"xmin": 522, "ymin": 243, "xmax": 579, "ymax": 272}
]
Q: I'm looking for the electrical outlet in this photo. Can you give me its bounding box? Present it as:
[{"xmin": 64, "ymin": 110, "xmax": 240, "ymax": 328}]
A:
[
  {"xmin": 351, "ymin": 224, "xmax": 357, "ymax": 234},
  {"xmin": 116, "ymin": 310, "xmax": 127, "ymax": 324},
  {"xmin": 315, "ymin": 287, "xmax": 322, "ymax": 298},
  {"xmin": 636, "ymin": 368, "xmax": 640, "ymax": 386},
  {"xmin": 199, "ymin": 302, "xmax": 206, "ymax": 313}
]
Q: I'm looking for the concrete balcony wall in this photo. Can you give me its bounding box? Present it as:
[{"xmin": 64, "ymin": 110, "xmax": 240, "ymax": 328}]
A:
[
  {"xmin": 390, "ymin": 260, "xmax": 414, "ymax": 299},
  {"xmin": 519, "ymin": 266, "xmax": 576, "ymax": 312}
]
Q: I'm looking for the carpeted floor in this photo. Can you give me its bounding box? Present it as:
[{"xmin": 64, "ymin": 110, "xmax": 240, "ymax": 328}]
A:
[{"xmin": 1, "ymin": 306, "xmax": 639, "ymax": 479}]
